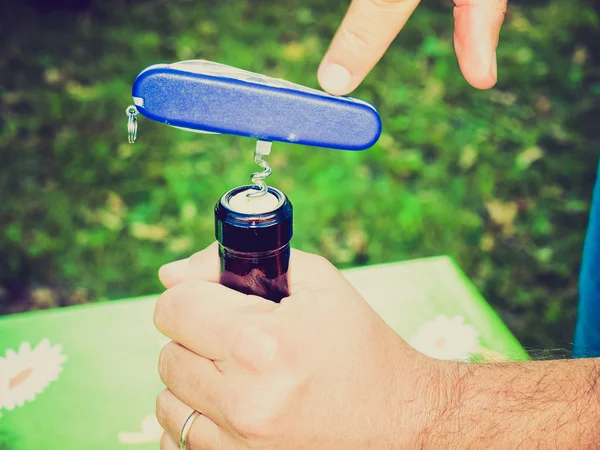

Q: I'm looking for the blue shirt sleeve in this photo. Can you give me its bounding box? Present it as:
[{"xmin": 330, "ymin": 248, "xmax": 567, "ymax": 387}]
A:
[{"xmin": 573, "ymin": 159, "xmax": 600, "ymax": 358}]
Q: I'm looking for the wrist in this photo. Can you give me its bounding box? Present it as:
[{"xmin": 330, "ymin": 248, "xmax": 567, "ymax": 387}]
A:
[
  {"xmin": 418, "ymin": 360, "xmax": 525, "ymax": 448},
  {"xmin": 425, "ymin": 360, "xmax": 535, "ymax": 448},
  {"xmin": 423, "ymin": 361, "xmax": 491, "ymax": 448},
  {"xmin": 412, "ymin": 360, "xmax": 471, "ymax": 448},
  {"xmin": 381, "ymin": 342, "xmax": 455, "ymax": 448},
  {"xmin": 393, "ymin": 356, "xmax": 461, "ymax": 448}
]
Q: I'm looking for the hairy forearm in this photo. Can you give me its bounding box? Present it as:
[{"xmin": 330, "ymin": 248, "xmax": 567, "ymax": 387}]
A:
[{"xmin": 427, "ymin": 358, "xmax": 600, "ymax": 449}]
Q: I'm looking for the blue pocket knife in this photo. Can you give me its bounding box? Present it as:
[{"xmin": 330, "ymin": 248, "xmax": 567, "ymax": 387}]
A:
[{"xmin": 129, "ymin": 60, "xmax": 381, "ymax": 151}]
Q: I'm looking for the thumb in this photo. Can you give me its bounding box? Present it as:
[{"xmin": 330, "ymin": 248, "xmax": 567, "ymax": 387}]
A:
[
  {"xmin": 158, "ymin": 242, "xmax": 220, "ymax": 288},
  {"xmin": 453, "ymin": 0, "xmax": 507, "ymax": 89}
]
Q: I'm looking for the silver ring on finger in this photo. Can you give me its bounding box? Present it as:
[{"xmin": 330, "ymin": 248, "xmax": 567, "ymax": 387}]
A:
[{"xmin": 180, "ymin": 410, "xmax": 202, "ymax": 450}]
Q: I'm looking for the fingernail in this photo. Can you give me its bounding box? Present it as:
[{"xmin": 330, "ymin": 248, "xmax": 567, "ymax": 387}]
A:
[
  {"xmin": 318, "ymin": 62, "xmax": 352, "ymax": 95},
  {"xmin": 491, "ymin": 51, "xmax": 498, "ymax": 81}
]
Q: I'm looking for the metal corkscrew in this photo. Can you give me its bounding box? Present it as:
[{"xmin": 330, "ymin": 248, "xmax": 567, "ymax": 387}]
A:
[{"xmin": 248, "ymin": 140, "xmax": 272, "ymax": 198}]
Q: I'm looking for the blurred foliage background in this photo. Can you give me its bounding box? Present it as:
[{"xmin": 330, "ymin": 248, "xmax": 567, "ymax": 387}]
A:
[{"xmin": 1, "ymin": 0, "xmax": 599, "ymax": 350}]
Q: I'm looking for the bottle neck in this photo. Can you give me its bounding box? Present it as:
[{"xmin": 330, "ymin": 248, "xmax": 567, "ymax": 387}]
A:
[
  {"xmin": 218, "ymin": 243, "xmax": 291, "ymax": 302},
  {"xmin": 219, "ymin": 243, "xmax": 290, "ymax": 260}
]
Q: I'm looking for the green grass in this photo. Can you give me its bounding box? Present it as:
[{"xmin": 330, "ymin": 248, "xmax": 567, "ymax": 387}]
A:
[{"xmin": 1, "ymin": 0, "xmax": 599, "ymax": 349}]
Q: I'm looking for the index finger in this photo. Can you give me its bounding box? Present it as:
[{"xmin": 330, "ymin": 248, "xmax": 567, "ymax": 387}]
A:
[
  {"xmin": 318, "ymin": 0, "xmax": 421, "ymax": 95},
  {"xmin": 154, "ymin": 280, "xmax": 275, "ymax": 360}
]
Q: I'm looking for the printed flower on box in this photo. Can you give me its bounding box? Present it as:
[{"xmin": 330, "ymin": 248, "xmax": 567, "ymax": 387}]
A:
[
  {"xmin": 118, "ymin": 415, "xmax": 163, "ymax": 445},
  {"xmin": 0, "ymin": 339, "xmax": 67, "ymax": 411},
  {"xmin": 408, "ymin": 315, "xmax": 479, "ymax": 361}
]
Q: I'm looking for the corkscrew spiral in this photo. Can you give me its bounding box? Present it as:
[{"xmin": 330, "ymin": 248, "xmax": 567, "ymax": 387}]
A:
[{"xmin": 247, "ymin": 140, "xmax": 273, "ymax": 198}]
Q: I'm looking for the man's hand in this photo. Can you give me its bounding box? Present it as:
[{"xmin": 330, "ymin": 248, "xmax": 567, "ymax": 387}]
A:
[
  {"xmin": 318, "ymin": 0, "xmax": 508, "ymax": 95},
  {"xmin": 153, "ymin": 243, "xmax": 444, "ymax": 449},
  {"xmin": 154, "ymin": 243, "xmax": 600, "ymax": 448}
]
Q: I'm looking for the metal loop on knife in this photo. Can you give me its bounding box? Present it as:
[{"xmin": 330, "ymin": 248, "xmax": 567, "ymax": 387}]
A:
[{"xmin": 126, "ymin": 105, "xmax": 139, "ymax": 143}]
